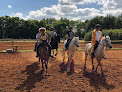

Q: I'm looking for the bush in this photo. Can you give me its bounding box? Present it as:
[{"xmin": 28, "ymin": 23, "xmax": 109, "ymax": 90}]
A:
[
  {"xmin": 84, "ymin": 29, "xmax": 122, "ymax": 41},
  {"xmin": 84, "ymin": 31, "xmax": 92, "ymax": 41},
  {"xmin": 46, "ymin": 30, "xmax": 52, "ymax": 41},
  {"xmin": 102, "ymin": 29, "xmax": 122, "ymax": 40}
]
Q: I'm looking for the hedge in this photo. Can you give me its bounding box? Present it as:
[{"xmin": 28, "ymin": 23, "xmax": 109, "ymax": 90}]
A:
[{"xmin": 84, "ymin": 29, "xmax": 122, "ymax": 41}]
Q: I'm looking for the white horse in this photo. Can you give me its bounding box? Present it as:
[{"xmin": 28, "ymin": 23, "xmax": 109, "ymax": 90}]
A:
[
  {"xmin": 63, "ymin": 37, "xmax": 79, "ymax": 72},
  {"xmin": 83, "ymin": 36, "xmax": 112, "ymax": 75}
]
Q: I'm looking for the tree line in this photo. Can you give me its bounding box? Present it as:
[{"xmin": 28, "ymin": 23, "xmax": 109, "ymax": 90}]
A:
[{"xmin": 0, "ymin": 14, "xmax": 122, "ymax": 40}]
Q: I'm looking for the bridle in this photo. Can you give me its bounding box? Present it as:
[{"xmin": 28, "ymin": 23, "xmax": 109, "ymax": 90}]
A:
[{"xmin": 99, "ymin": 39, "xmax": 110, "ymax": 47}]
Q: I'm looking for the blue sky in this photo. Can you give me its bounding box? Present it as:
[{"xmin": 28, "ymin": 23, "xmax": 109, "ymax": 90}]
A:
[{"xmin": 0, "ymin": 0, "xmax": 122, "ymax": 21}]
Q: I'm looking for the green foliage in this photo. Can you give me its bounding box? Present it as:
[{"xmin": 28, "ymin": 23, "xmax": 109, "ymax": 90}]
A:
[
  {"xmin": 0, "ymin": 14, "xmax": 122, "ymax": 39},
  {"xmin": 84, "ymin": 29, "xmax": 122, "ymax": 41},
  {"xmin": 102, "ymin": 29, "xmax": 122, "ymax": 40},
  {"xmin": 84, "ymin": 31, "xmax": 92, "ymax": 41},
  {"xmin": 45, "ymin": 30, "xmax": 51, "ymax": 41}
]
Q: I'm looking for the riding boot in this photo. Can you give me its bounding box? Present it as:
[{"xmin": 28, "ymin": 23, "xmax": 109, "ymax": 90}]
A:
[
  {"xmin": 65, "ymin": 39, "xmax": 70, "ymax": 51},
  {"xmin": 91, "ymin": 53, "xmax": 94, "ymax": 59},
  {"xmin": 36, "ymin": 43, "xmax": 41, "ymax": 57},
  {"xmin": 47, "ymin": 42, "xmax": 54, "ymax": 58},
  {"xmin": 34, "ymin": 42, "xmax": 37, "ymax": 51},
  {"xmin": 36, "ymin": 47, "xmax": 39, "ymax": 57}
]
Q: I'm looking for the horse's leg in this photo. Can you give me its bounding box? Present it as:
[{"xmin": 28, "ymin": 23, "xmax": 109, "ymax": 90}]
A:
[
  {"xmin": 67, "ymin": 53, "xmax": 72, "ymax": 72},
  {"xmin": 45, "ymin": 60, "xmax": 48, "ymax": 75},
  {"xmin": 99, "ymin": 61, "xmax": 104, "ymax": 75},
  {"xmin": 84, "ymin": 54, "xmax": 87, "ymax": 70},
  {"xmin": 55, "ymin": 48, "xmax": 58, "ymax": 56},
  {"xmin": 39, "ymin": 58, "xmax": 40, "ymax": 64},
  {"xmin": 53, "ymin": 49, "xmax": 54, "ymax": 56},
  {"xmin": 95, "ymin": 63, "xmax": 99, "ymax": 73},
  {"xmin": 41, "ymin": 60, "xmax": 44, "ymax": 71},
  {"xmin": 92, "ymin": 59, "xmax": 94, "ymax": 71}
]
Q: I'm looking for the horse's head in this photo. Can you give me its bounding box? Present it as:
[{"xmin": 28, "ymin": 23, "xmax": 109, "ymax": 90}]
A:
[
  {"xmin": 74, "ymin": 37, "xmax": 79, "ymax": 47},
  {"xmin": 103, "ymin": 36, "xmax": 112, "ymax": 49},
  {"xmin": 41, "ymin": 40, "xmax": 47, "ymax": 48},
  {"xmin": 51, "ymin": 35, "xmax": 60, "ymax": 43},
  {"xmin": 55, "ymin": 34, "xmax": 60, "ymax": 43}
]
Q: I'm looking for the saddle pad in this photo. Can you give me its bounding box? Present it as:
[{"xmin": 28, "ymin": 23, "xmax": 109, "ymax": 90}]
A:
[{"xmin": 88, "ymin": 45, "xmax": 92, "ymax": 52}]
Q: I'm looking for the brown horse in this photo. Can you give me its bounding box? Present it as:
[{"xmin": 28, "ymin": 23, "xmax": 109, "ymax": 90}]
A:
[{"xmin": 38, "ymin": 40, "xmax": 50, "ymax": 75}]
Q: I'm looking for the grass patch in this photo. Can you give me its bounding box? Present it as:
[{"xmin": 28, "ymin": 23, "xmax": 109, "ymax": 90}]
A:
[{"xmin": 0, "ymin": 48, "xmax": 122, "ymax": 53}]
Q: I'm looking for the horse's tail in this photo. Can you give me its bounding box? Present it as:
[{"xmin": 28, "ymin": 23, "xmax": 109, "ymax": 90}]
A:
[
  {"xmin": 62, "ymin": 48, "xmax": 65, "ymax": 62},
  {"xmin": 82, "ymin": 53, "xmax": 86, "ymax": 63}
]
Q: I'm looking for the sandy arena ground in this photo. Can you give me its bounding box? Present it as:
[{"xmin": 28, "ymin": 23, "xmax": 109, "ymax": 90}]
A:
[{"xmin": 0, "ymin": 42, "xmax": 122, "ymax": 92}]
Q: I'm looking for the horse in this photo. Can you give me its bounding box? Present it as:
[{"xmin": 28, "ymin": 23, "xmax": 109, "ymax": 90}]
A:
[
  {"xmin": 62, "ymin": 37, "xmax": 79, "ymax": 72},
  {"xmin": 83, "ymin": 36, "xmax": 112, "ymax": 75},
  {"xmin": 50, "ymin": 34, "xmax": 60, "ymax": 56},
  {"xmin": 38, "ymin": 40, "xmax": 50, "ymax": 75}
]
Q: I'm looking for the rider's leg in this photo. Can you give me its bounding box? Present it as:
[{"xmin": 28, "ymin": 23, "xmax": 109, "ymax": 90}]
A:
[
  {"xmin": 65, "ymin": 39, "xmax": 70, "ymax": 51},
  {"xmin": 91, "ymin": 41, "xmax": 99, "ymax": 59},
  {"xmin": 36, "ymin": 43, "xmax": 41, "ymax": 57},
  {"xmin": 46, "ymin": 42, "xmax": 53, "ymax": 58},
  {"xmin": 34, "ymin": 41, "xmax": 38, "ymax": 51}
]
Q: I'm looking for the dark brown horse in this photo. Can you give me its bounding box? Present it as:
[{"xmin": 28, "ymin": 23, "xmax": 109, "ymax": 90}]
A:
[{"xmin": 38, "ymin": 40, "xmax": 50, "ymax": 75}]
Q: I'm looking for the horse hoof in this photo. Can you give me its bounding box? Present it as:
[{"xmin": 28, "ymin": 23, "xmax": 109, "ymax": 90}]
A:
[
  {"xmin": 102, "ymin": 72, "xmax": 104, "ymax": 76},
  {"xmin": 46, "ymin": 73, "xmax": 48, "ymax": 76},
  {"xmin": 84, "ymin": 66, "xmax": 86, "ymax": 69}
]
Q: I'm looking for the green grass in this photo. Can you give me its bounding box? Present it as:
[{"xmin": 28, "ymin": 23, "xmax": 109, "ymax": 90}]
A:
[
  {"xmin": 0, "ymin": 48, "xmax": 122, "ymax": 53},
  {"xmin": 0, "ymin": 39, "xmax": 122, "ymax": 43}
]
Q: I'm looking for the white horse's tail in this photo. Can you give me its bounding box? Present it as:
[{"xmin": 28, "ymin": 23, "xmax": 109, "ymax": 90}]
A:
[
  {"xmin": 62, "ymin": 47, "xmax": 65, "ymax": 62},
  {"xmin": 82, "ymin": 53, "xmax": 85, "ymax": 63}
]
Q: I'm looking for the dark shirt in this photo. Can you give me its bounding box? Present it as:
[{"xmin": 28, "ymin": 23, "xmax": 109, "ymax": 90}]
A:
[{"xmin": 67, "ymin": 30, "xmax": 74, "ymax": 39}]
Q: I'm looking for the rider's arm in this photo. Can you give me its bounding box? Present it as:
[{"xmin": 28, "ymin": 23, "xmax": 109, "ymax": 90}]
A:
[
  {"xmin": 91, "ymin": 30, "xmax": 96, "ymax": 45},
  {"xmin": 100, "ymin": 32, "xmax": 102, "ymax": 40}
]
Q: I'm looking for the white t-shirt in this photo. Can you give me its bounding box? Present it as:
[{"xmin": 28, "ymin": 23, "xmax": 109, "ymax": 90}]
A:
[{"xmin": 96, "ymin": 31, "xmax": 101, "ymax": 41}]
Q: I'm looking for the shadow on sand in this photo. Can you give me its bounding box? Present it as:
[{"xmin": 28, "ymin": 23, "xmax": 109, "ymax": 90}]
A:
[
  {"xmin": 59, "ymin": 62, "xmax": 67, "ymax": 73},
  {"xmin": 15, "ymin": 62, "xmax": 45, "ymax": 91},
  {"xmin": 83, "ymin": 70, "xmax": 115, "ymax": 91},
  {"xmin": 59, "ymin": 61, "xmax": 74, "ymax": 76}
]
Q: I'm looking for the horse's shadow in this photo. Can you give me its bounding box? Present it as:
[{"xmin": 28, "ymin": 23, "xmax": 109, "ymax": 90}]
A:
[
  {"xmin": 83, "ymin": 70, "xmax": 115, "ymax": 91},
  {"xmin": 15, "ymin": 62, "xmax": 45, "ymax": 91}
]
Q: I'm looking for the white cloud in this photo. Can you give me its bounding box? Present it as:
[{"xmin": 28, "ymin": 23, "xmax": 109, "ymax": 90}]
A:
[
  {"xmin": 11, "ymin": 0, "xmax": 122, "ymax": 21},
  {"xmin": 8, "ymin": 5, "xmax": 12, "ymax": 8},
  {"xmin": 11, "ymin": 13, "xmax": 26, "ymax": 20},
  {"xmin": 101, "ymin": 0, "xmax": 122, "ymax": 16}
]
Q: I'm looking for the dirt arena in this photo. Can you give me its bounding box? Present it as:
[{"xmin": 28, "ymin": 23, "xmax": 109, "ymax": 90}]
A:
[{"xmin": 0, "ymin": 42, "xmax": 122, "ymax": 92}]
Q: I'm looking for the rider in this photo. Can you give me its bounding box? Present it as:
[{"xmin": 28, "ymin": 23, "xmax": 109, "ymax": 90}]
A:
[
  {"xmin": 34, "ymin": 29, "xmax": 41, "ymax": 51},
  {"xmin": 36, "ymin": 27, "xmax": 53, "ymax": 58},
  {"xmin": 51, "ymin": 28, "xmax": 57, "ymax": 37},
  {"xmin": 65, "ymin": 26, "xmax": 74, "ymax": 51},
  {"xmin": 91, "ymin": 24, "xmax": 102, "ymax": 59}
]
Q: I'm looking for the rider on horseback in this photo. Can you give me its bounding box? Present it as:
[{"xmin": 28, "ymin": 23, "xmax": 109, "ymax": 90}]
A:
[
  {"xmin": 65, "ymin": 26, "xmax": 74, "ymax": 51},
  {"xmin": 51, "ymin": 28, "xmax": 57, "ymax": 37},
  {"xmin": 91, "ymin": 24, "xmax": 102, "ymax": 59},
  {"xmin": 36, "ymin": 27, "xmax": 53, "ymax": 58}
]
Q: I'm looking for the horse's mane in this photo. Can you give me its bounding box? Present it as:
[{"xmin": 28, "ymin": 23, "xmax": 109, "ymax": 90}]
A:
[{"xmin": 101, "ymin": 35, "xmax": 110, "ymax": 40}]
